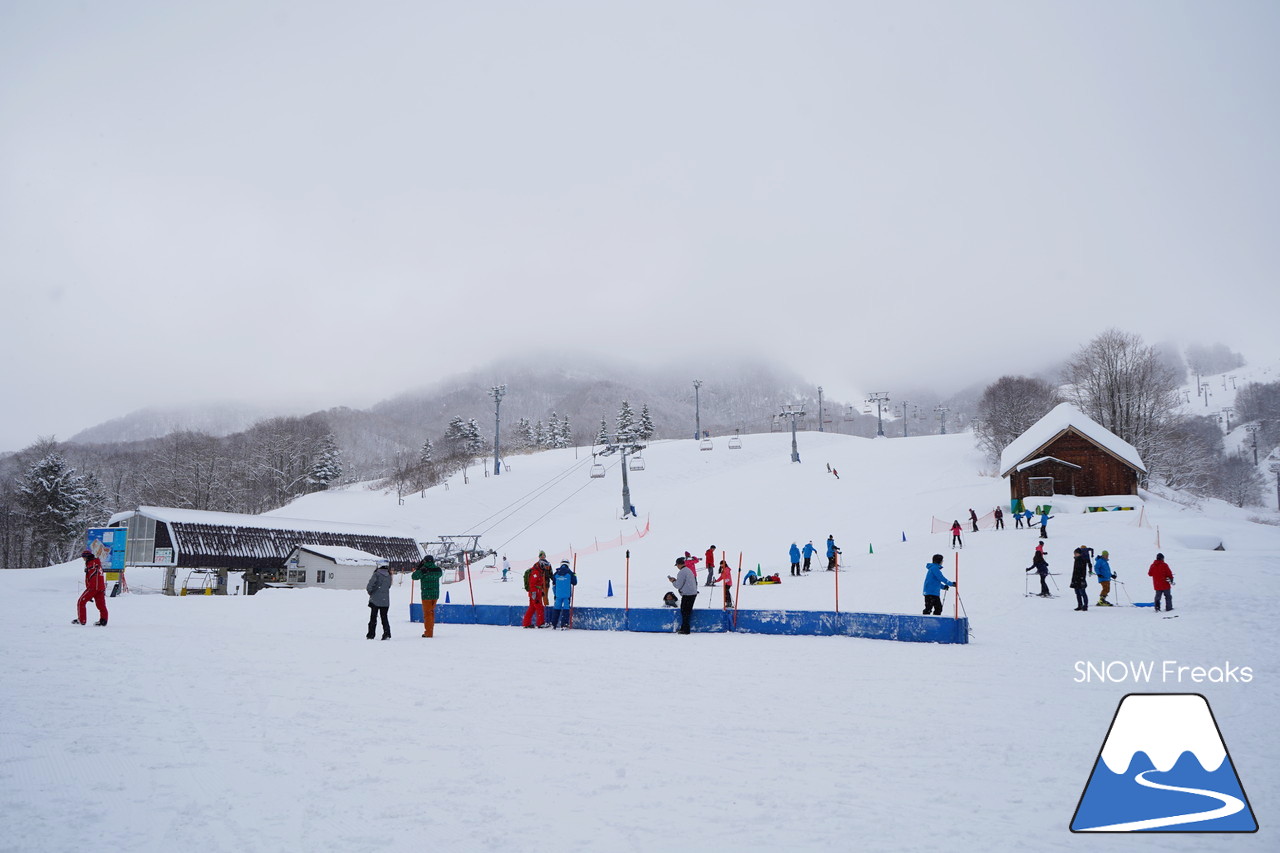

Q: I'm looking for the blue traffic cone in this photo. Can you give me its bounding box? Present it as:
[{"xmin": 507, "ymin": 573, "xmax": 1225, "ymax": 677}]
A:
[
  {"xmin": 607, "ymin": 580, "xmax": 614, "ymax": 597},
  {"xmin": 902, "ymin": 531, "xmax": 907, "ymax": 542},
  {"xmin": 444, "ymin": 591, "xmax": 450, "ymax": 604}
]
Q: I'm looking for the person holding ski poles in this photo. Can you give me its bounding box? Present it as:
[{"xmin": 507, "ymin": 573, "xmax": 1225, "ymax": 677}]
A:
[
  {"xmin": 550, "ymin": 560, "xmax": 577, "ymax": 629},
  {"xmin": 1027, "ymin": 548, "xmax": 1051, "ymax": 597},
  {"xmin": 922, "ymin": 554, "xmax": 955, "ymax": 616},
  {"xmin": 950, "ymin": 520, "xmax": 964, "ymax": 549},
  {"xmin": 1094, "ymin": 550, "xmax": 1115, "ymax": 607},
  {"xmin": 802, "ymin": 541, "xmax": 817, "ymax": 572},
  {"xmin": 826, "ymin": 535, "xmax": 841, "ymax": 571}
]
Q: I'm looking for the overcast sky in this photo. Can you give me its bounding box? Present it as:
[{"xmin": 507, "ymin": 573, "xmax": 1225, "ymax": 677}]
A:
[{"xmin": 3, "ymin": 1, "xmax": 1278, "ymax": 453}]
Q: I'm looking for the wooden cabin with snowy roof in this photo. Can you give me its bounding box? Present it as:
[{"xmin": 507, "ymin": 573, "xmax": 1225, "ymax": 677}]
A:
[
  {"xmin": 999, "ymin": 404, "xmax": 1146, "ymax": 501},
  {"xmin": 106, "ymin": 506, "xmax": 421, "ymax": 594}
]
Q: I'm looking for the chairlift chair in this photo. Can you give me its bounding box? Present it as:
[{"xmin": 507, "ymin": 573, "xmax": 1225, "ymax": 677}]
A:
[
  {"xmin": 628, "ymin": 454, "xmax": 645, "ymax": 471},
  {"xmin": 589, "ymin": 459, "xmax": 606, "ymax": 478},
  {"xmin": 700, "ymin": 438, "xmax": 713, "ymax": 451},
  {"xmin": 728, "ymin": 435, "xmax": 742, "ymax": 450}
]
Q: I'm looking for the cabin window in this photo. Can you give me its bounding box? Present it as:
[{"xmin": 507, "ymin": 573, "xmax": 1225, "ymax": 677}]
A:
[
  {"xmin": 287, "ymin": 569, "xmax": 306, "ymax": 583},
  {"xmin": 316, "ymin": 570, "xmax": 325, "ymax": 584},
  {"xmin": 1028, "ymin": 476, "xmax": 1054, "ymax": 496}
]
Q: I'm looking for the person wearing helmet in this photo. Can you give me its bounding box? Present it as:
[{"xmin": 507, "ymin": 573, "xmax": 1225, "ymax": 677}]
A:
[{"xmin": 73, "ymin": 549, "xmax": 108, "ymax": 626}]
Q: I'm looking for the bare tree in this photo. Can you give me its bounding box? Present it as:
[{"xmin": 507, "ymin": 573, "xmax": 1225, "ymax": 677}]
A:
[
  {"xmin": 973, "ymin": 376, "xmax": 1061, "ymax": 464},
  {"xmin": 1062, "ymin": 329, "xmax": 1181, "ymax": 481},
  {"xmin": 1213, "ymin": 455, "xmax": 1265, "ymax": 507}
]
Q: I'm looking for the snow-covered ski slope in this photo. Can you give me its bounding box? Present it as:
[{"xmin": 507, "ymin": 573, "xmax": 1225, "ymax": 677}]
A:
[{"xmin": 1, "ymin": 431, "xmax": 1276, "ymax": 852}]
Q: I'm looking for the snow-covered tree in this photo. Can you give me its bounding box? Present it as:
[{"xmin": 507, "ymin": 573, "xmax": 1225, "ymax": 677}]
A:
[
  {"xmin": 464, "ymin": 418, "xmax": 485, "ymax": 455},
  {"xmin": 638, "ymin": 404, "xmax": 655, "ymax": 441},
  {"xmin": 17, "ymin": 451, "xmax": 91, "ymax": 565},
  {"xmin": 309, "ymin": 434, "xmax": 343, "ymax": 489},
  {"xmin": 616, "ymin": 400, "xmax": 638, "ymax": 443},
  {"xmin": 533, "ymin": 421, "xmax": 546, "ymax": 448},
  {"xmin": 513, "ymin": 417, "xmax": 536, "ymax": 450},
  {"xmin": 558, "ymin": 414, "xmax": 573, "ymax": 447},
  {"xmin": 419, "ymin": 438, "xmax": 434, "ymax": 466},
  {"xmin": 444, "ymin": 416, "xmax": 469, "ymax": 455},
  {"xmin": 596, "ymin": 418, "xmax": 610, "ymax": 446}
]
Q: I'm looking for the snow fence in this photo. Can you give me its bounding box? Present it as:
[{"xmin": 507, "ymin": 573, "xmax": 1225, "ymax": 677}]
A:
[{"xmin": 410, "ymin": 603, "xmax": 968, "ymax": 644}]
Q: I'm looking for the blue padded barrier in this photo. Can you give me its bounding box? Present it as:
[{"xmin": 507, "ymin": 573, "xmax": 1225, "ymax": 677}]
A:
[{"xmin": 409, "ymin": 602, "xmax": 968, "ymax": 644}]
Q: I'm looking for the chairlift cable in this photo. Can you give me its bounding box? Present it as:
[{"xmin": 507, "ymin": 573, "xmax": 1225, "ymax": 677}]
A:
[{"xmin": 463, "ymin": 456, "xmax": 594, "ymax": 536}]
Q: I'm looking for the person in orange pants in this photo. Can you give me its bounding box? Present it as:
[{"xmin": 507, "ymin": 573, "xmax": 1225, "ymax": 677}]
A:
[
  {"xmin": 74, "ymin": 549, "xmax": 108, "ymax": 626},
  {"xmin": 412, "ymin": 555, "xmax": 443, "ymax": 637}
]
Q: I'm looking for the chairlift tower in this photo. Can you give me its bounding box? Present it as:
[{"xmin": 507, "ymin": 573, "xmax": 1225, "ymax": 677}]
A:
[
  {"xmin": 693, "ymin": 379, "xmax": 703, "ymax": 440},
  {"xmin": 598, "ymin": 439, "xmax": 646, "ymax": 519},
  {"xmin": 778, "ymin": 405, "xmax": 805, "ymax": 463},
  {"xmin": 490, "ymin": 384, "xmax": 506, "ymax": 476},
  {"xmin": 934, "ymin": 405, "xmax": 950, "ymax": 435},
  {"xmin": 817, "ymin": 386, "xmax": 824, "ymax": 433},
  {"xmin": 898, "ymin": 399, "xmax": 910, "ymax": 437},
  {"xmin": 1245, "ymin": 424, "xmax": 1259, "ymax": 465},
  {"xmin": 866, "ymin": 392, "xmax": 890, "ymax": 437}
]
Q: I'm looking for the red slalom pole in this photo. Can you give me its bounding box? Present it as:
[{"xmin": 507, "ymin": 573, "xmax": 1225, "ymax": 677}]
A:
[
  {"xmin": 732, "ymin": 552, "xmax": 743, "ymax": 628},
  {"xmin": 568, "ymin": 553, "xmax": 577, "ymax": 629},
  {"xmin": 954, "ymin": 552, "xmax": 959, "ymax": 620}
]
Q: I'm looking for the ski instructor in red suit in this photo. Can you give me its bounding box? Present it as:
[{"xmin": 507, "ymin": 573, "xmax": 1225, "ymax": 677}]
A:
[{"xmin": 74, "ymin": 548, "xmax": 109, "ymax": 626}]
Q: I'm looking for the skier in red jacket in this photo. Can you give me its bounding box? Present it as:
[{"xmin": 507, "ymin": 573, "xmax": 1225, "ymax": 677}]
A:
[
  {"xmin": 74, "ymin": 549, "xmax": 109, "ymax": 626},
  {"xmin": 1148, "ymin": 553, "xmax": 1174, "ymax": 612}
]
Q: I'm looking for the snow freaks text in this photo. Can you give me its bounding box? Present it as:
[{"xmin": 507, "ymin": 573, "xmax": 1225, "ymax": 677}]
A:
[{"xmin": 1074, "ymin": 661, "xmax": 1254, "ymax": 684}]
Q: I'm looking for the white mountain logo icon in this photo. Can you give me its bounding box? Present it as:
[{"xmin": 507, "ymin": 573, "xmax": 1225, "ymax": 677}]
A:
[{"xmin": 1071, "ymin": 693, "xmax": 1257, "ymax": 832}]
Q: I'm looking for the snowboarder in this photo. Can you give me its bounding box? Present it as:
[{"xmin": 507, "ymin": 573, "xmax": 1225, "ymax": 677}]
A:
[
  {"xmin": 950, "ymin": 520, "xmax": 963, "ymax": 550},
  {"xmin": 717, "ymin": 559, "xmax": 734, "ymax": 609},
  {"xmin": 1027, "ymin": 548, "xmax": 1051, "ymax": 597},
  {"xmin": 365, "ymin": 563, "xmax": 392, "ymax": 640},
  {"xmin": 969, "ymin": 508, "xmax": 978, "ymax": 533},
  {"xmin": 789, "ymin": 542, "xmax": 802, "ymax": 577},
  {"xmin": 1069, "ymin": 548, "xmax": 1090, "ymax": 611},
  {"xmin": 1094, "ymin": 550, "xmax": 1115, "ymax": 606},
  {"xmin": 412, "ymin": 555, "xmax": 443, "ymax": 637},
  {"xmin": 667, "ymin": 557, "xmax": 699, "ymax": 634},
  {"xmin": 922, "ymin": 554, "xmax": 955, "ymax": 616},
  {"xmin": 802, "ymin": 541, "xmax": 817, "ymax": 572},
  {"xmin": 550, "ymin": 560, "xmax": 577, "ymax": 629},
  {"xmin": 522, "ymin": 556, "xmax": 551, "ymax": 628},
  {"xmin": 994, "ymin": 506, "xmax": 1004, "ymax": 530},
  {"xmin": 704, "ymin": 546, "xmax": 717, "ymax": 586},
  {"xmin": 73, "ymin": 549, "xmax": 108, "ymax": 626},
  {"xmin": 825, "ymin": 536, "xmax": 841, "ymax": 571},
  {"xmin": 1149, "ymin": 553, "xmax": 1174, "ymax": 612}
]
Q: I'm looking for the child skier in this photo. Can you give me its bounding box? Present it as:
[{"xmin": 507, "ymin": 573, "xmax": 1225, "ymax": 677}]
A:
[
  {"xmin": 550, "ymin": 560, "xmax": 577, "ymax": 629},
  {"xmin": 718, "ymin": 559, "xmax": 734, "ymax": 609},
  {"xmin": 1094, "ymin": 550, "xmax": 1115, "ymax": 606},
  {"xmin": 950, "ymin": 520, "xmax": 963, "ymax": 549},
  {"xmin": 1027, "ymin": 548, "xmax": 1051, "ymax": 597},
  {"xmin": 922, "ymin": 554, "xmax": 955, "ymax": 616}
]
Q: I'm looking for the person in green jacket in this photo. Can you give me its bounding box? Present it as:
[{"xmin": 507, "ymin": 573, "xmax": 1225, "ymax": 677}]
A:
[{"xmin": 412, "ymin": 555, "xmax": 444, "ymax": 638}]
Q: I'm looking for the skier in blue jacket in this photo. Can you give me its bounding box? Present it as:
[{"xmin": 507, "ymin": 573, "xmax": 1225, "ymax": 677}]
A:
[
  {"xmin": 1038, "ymin": 510, "xmax": 1051, "ymax": 538},
  {"xmin": 549, "ymin": 561, "xmax": 577, "ymax": 629},
  {"xmin": 1094, "ymin": 550, "xmax": 1115, "ymax": 607},
  {"xmin": 801, "ymin": 541, "xmax": 817, "ymax": 572},
  {"xmin": 922, "ymin": 554, "xmax": 955, "ymax": 615},
  {"xmin": 789, "ymin": 542, "xmax": 802, "ymax": 577}
]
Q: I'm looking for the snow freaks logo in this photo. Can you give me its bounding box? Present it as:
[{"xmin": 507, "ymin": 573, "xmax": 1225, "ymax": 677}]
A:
[{"xmin": 1070, "ymin": 694, "xmax": 1258, "ymax": 833}]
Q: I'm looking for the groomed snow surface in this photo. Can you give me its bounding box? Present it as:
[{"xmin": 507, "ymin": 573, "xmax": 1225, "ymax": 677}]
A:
[{"xmin": 2, "ymin": 432, "xmax": 1277, "ymax": 852}]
